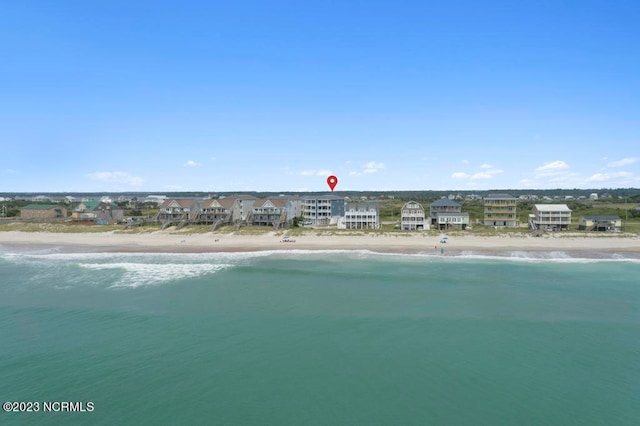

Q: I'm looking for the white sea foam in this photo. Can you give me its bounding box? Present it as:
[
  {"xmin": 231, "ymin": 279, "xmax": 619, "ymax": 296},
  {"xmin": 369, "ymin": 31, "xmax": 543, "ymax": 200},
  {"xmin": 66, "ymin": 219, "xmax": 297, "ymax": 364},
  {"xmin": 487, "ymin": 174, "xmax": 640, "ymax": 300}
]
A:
[
  {"xmin": 79, "ymin": 262, "xmax": 231, "ymax": 288},
  {"xmin": 1, "ymin": 247, "xmax": 638, "ymax": 267},
  {"xmin": 9, "ymin": 251, "xmax": 273, "ymax": 262}
]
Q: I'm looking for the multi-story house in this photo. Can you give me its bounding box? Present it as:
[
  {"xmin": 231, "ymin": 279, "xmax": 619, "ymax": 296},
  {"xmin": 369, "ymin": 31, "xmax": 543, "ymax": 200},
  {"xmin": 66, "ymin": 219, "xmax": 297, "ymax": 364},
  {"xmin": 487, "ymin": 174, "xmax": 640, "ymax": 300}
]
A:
[
  {"xmin": 429, "ymin": 198, "xmax": 468, "ymax": 229},
  {"xmin": 284, "ymin": 196, "xmax": 302, "ymax": 222},
  {"xmin": 435, "ymin": 212, "xmax": 469, "ymax": 230},
  {"xmin": 401, "ymin": 201, "xmax": 428, "ymax": 231},
  {"xmin": 530, "ymin": 204, "xmax": 572, "ymax": 231},
  {"xmin": 338, "ymin": 204, "xmax": 380, "ymax": 230},
  {"xmin": 190, "ymin": 198, "xmax": 234, "ymax": 224},
  {"xmin": 302, "ymin": 195, "xmax": 345, "ymax": 225},
  {"xmin": 252, "ymin": 196, "xmax": 302, "ymax": 228},
  {"xmin": 483, "ymin": 194, "xmax": 518, "ymax": 227},
  {"xmin": 156, "ymin": 199, "xmax": 194, "ymax": 222},
  {"xmin": 252, "ymin": 198, "xmax": 288, "ymax": 228},
  {"xmin": 225, "ymin": 195, "xmax": 258, "ymax": 222},
  {"xmin": 429, "ymin": 198, "xmax": 462, "ymax": 223}
]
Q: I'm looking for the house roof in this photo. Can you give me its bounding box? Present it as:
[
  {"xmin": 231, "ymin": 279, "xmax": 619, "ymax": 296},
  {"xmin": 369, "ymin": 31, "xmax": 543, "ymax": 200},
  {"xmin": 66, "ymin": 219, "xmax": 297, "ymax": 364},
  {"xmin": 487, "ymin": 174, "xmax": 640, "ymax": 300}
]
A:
[
  {"xmin": 21, "ymin": 204, "xmax": 60, "ymax": 210},
  {"xmin": 534, "ymin": 204, "xmax": 571, "ymax": 212},
  {"xmin": 81, "ymin": 201, "xmax": 100, "ymax": 211},
  {"xmin": 430, "ymin": 198, "xmax": 461, "ymax": 207},
  {"xmin": 223, "ymin": 195, "xmax": 257, "ymax": 201},
  {"xmin": 197, "ymin": 198, "xmax": 231, "ymax": 209},
  {"xmin": 435, "ymin": 212, "xmax": 469, "ymax": 218},
  {"xmin": 346, "ymin": 202, "xmax": 379, "ymax": 211},
  {"xmin": 266, "ymin": 198, "xmax": 288, "ymax": 208},
  {"xmin": 402, "ymin": 201, "xmax": 424, "ymax": 210},
  {"xmin": 200, "ymin": 199, "xmax": 222, "ymax": 209},
  {"xmin": 485, "ymin": 193, "xmax": 516, "ymax": 200},
  {"xmin": 302, "ymin": 195, "xmax": 344, "ymax": 200},
  {"xmin": 583, "ymin": 215, "xmax": 621, "ymax": 221},
  {"xmin": 251, "ymin": 198, "xmax": 289, "ymax": 209},
  {"xmin": 158, "ymin": 199, "xmax": 193, "ymax": 209}
]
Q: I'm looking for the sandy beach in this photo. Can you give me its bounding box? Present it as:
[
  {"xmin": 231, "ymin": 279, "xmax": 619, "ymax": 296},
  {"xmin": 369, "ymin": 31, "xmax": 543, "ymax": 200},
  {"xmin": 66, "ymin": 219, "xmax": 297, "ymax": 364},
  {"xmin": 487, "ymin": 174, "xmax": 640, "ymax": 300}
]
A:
[{"xmin": 1, "ymin": 231, "xmax": 639, "ymax": 257}]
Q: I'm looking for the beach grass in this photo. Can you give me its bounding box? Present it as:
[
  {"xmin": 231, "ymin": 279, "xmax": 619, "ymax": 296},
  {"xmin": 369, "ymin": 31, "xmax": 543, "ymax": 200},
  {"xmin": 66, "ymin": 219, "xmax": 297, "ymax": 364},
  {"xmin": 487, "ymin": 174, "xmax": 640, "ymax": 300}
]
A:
[
  {"xmin": 0, "ymin": 222, "xmax": 122, "ymax": 233},
  {"xmin": 1, "ymin": 216, "xmax": 638, "ymax": 237}
]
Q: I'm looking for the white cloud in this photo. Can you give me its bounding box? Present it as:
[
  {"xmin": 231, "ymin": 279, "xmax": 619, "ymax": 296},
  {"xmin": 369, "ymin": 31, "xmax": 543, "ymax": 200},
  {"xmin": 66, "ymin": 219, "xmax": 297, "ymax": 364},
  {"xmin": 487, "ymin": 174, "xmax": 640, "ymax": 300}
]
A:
[
  {"xmin": 535, "ymin": 160, "xmax": 569, "ymax": 172},
  {"xmin": 451, "ymin": 172, "xmax": 470, "ymax": 179},
  {"xmin": 534, "ymin": 160, "xmax": 569, "ymax": 178},
  {"xmin": 363, "ymin": 161, "xmax": 385, "ymax": 174},
  {"xmin": 451, "ymin": 165, "xmax": 503, "ymax": 181},
  {"xmin": 365, "ymin": 161, "xmax": 385, "ymax": 170},
  {"xmin": 299, "ymin": 169, "xmax": 334, "ymax": 177},
  {"xmin": 521, "ymin": 159, "xmax": 638, "ymax": 188},
  {"xmin": 184, "ymin": 160, "xmax": 201, "ymax": 167},
  {"xmin": 461, "ymin": 159, "xmax": 469, "ymax": 164},
  {"xmin": 471, "ymin": 169, "xmax": 503, "ymax": 180},
  {"xmin": 349, "ymin": 161, "xmax": 386, "ymax": 177},
  {"xmin": 210, "ymin": 156, "xmax": 217, "ymax": 161},
  {"xmin": 607, "ymin": 157, "xmax": 638, "ymax": 168},
  {"xmin": 86, "ymin": 171, "xmax": 143, "ymax": 187},
  {"xmin": 586, "ymin": 171, "xmax": 633, "ymax": 182}
]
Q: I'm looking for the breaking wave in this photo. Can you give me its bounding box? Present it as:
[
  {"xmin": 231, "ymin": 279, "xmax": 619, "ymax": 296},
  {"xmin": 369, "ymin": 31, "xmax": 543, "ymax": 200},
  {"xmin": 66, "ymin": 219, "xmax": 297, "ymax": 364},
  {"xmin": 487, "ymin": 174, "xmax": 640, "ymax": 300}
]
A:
[{"xmin": 78, "ymin": 262, "xmax": 230, "ymax": 288}]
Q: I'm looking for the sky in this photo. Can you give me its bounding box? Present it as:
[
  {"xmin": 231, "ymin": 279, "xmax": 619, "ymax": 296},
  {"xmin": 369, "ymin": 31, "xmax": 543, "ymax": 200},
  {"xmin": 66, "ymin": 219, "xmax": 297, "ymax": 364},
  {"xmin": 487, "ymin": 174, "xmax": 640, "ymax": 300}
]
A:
[{"xmin": 1, "ymin": 0, "xmax": 639, "ymax": 192}]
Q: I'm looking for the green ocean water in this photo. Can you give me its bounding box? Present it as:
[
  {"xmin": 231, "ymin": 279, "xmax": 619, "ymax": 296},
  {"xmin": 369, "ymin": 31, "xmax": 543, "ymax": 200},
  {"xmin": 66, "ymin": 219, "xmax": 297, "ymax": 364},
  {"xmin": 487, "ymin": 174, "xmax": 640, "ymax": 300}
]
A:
[{"xmin": 1, "ymin": 248, "xmax": 639, "ymax": 425}]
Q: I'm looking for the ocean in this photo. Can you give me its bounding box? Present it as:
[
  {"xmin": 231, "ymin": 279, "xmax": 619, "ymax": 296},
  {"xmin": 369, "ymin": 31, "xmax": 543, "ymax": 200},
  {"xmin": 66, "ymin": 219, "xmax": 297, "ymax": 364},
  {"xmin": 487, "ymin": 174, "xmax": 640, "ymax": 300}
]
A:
[{"xmin": 1, "ymin": 247, "xmax": 639, "ymax": 425}]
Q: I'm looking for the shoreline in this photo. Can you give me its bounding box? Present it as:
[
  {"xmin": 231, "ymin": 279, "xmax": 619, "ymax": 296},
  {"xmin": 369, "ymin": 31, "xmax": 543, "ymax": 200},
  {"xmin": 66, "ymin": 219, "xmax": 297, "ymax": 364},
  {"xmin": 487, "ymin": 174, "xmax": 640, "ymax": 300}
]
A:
[{"xmin": 1, "ymin": 231, "xmax": 639, "ymax": 259}]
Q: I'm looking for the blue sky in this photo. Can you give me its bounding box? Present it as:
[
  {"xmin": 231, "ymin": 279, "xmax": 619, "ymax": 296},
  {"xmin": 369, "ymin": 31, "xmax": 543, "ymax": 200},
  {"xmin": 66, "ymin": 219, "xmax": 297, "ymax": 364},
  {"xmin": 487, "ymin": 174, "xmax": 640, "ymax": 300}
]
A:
[{"xmin": 2, "ymin": 1, "xmax": 639, "ymax": 192}]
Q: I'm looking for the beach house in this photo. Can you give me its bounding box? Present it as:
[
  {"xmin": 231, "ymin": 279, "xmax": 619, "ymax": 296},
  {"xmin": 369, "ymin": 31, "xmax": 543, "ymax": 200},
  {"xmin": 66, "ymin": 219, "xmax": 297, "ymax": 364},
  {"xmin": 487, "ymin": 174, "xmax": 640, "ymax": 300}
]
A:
[
  {"xmin": 302, "ymin": 195, "xmax": 346, "ymax": 225},
  {"xmin": 251, "ymin": 196, "xmax": 301, "ymax": 228},
  {"xmin": 429, "ymin": 198, "xmax": 468, "ymax": 229},
  {"xmin": 252, "ymin": 198, "xmax": 288, "ymax": 228},
  {"xmin": 72, "ymin": 201, "xmax": 123, "ymax": 224},
  {"xmin": 429, "ymin": 198, "xmax": 461, "ymax": 221},
  {"xmin": 434, "ymin": 212, "xmax": 469, "ymax": 230},
  {"xmin": 156, "ymin": 199, "xmax": 194, "ymax": 223},
  {"xmin": 189, "ymin": 198, "xmax": 234, "ymax": 225},
  {"xmin": 225, "ymin": 195, "xmax": 258, "ymax": 222},
  {"xmin": 338, "ymin": 204, "xmax": 380, "ymax": 230},
  {"xmin": 578, "ymin": 215, "xmax": 622, "ymax": 232},
  {"xmin": 20, "ymin": 204, "xmax": 67, "ymax": 220},
  {"xmin": 483, "ymin": 194, "xmax": 518, "ymax": 227},
  {"xmin": 530, "ymin": 204, "xmax": 572, "ymax": 231},
  {"xmin": 401, "ymin": 201, "xmax": 428, "ymax": 230}
]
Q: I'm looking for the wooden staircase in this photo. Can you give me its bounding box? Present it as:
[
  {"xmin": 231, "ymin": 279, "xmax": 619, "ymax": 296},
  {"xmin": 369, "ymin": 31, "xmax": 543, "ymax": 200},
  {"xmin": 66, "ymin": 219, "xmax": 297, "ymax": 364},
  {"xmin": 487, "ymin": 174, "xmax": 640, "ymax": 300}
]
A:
[
  {"xmin": 273, "ymin": 210, "xmax": 288, "ymax": 230},
  {"xmin": 211, "ymin": 215, "xmax": 231, "ymax": 232},
  {"xmin": 234, "ymin": 211, "xmax": 253, "ymax": 231}
]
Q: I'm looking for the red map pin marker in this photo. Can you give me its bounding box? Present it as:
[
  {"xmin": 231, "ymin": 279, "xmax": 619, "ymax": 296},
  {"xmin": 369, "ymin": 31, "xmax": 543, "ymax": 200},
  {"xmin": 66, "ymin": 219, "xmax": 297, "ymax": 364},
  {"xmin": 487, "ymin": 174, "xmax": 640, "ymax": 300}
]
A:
[{"xmin": 327, "ymin": 175, "xmax": 338, "ymax": 191}]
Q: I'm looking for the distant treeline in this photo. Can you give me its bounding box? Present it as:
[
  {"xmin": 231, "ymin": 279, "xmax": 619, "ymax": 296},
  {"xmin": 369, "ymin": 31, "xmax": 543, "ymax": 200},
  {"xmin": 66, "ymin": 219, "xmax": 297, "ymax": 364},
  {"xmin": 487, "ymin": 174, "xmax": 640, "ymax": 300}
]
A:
[{"xmin": 2, "ymin": 188, "xmax": 639, "ymax": 203}]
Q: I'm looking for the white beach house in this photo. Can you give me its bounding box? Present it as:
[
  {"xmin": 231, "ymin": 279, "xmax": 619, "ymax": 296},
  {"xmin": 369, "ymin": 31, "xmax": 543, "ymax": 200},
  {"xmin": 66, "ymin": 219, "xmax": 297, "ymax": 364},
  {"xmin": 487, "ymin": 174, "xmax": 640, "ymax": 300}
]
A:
[
  {"xmin": 401, "ymin": 201, "xmax": 428, "ymax": 231},
  {"xmin": 530, "ymin": 204, "xmax": 572, "ymax": 231}
]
